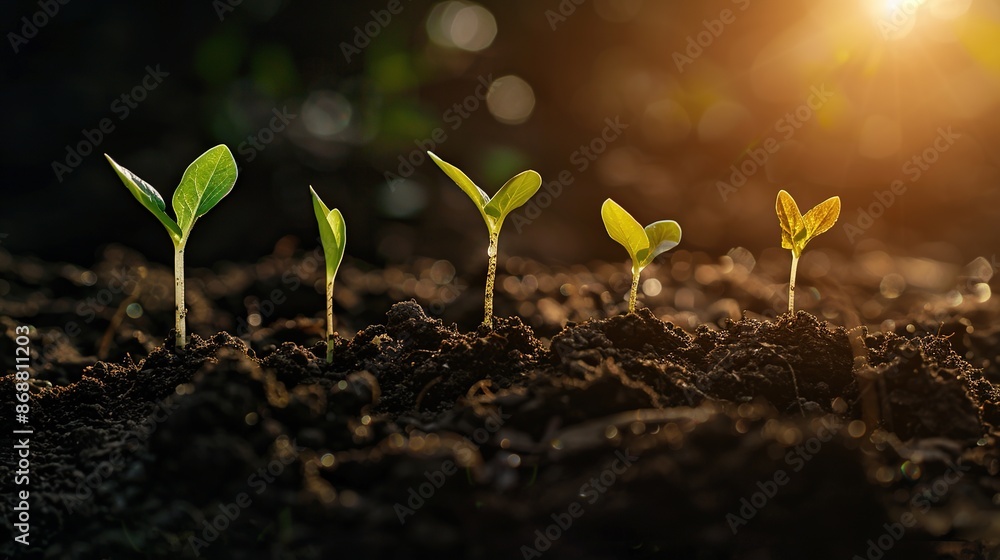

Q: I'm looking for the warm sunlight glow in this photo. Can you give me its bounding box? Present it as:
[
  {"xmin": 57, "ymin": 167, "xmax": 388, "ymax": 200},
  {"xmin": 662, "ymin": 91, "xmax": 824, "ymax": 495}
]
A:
[{"xmin": 867, "ymin": 0, "xmax": 924, "ymax": 40}]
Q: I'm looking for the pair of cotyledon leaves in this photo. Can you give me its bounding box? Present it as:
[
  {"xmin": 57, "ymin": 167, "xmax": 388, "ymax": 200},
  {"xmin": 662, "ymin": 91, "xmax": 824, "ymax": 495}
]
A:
[
  {"xmin": 428, "ymin": 151, "xmax": 542, "ymax": 236},
  {"xmin": 105, "ymin": 145, "xmax": 238, "ymax": 247},
  {"xmin": 601, "ymin": 199, "xmax": 682, "ymax": 274},
  {"xmin": 428, "ymin": 151, "xmax": 682, "ymax": 273},
  {"xmin": 775, "ymin": 190, "xmax": 841, "ymax": 258},
  {"xmin": 603, "ymin": 190, "xmax": 840, "ymax": 273},
  {"xmin": 108, "ymin": 143, "xmax": 341, "ymax": 282}
]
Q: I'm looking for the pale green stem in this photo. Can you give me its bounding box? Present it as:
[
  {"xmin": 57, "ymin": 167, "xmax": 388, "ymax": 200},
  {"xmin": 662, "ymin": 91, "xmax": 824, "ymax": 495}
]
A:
[
  {"xmin": 788, "ymin": 253, "xmax": 799, "ymax": 314},
  {"xmin": 628, "ymin": 268, "xmax": 640, "ymax": 314},
  {"xmin": 326, "ymin": 279, "xmax": 335, "ymax": 363},
  {"xmin": 484, "ymin": 231, "xmax": 499, "ymax": 328},
  {"xmin": 174, "ymin": 241, "xmax": 187, "ymax": 348}
]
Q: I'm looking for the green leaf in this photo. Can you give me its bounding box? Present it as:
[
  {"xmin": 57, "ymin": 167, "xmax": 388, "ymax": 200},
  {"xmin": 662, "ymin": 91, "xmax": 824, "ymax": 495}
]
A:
[
  {"xmin": 105, "ymin": 154, "xmax": 182, "ymax": 243},
  {"xmin": 639, "ymin": 220, "xmax": 682, "ymax": 268},
  {"xmin": 172, "ymin": 145, "xmax": 239, "ymax": 236},
  {"xmin": 483, "ymin": 170, "xmax": 542, "ymax": 231},
  {"xmin": 777, "ymin": 190, "xmax": 840, "ymax": 257},
  {"xmin": 602, "ymin": 198, "xmax": 649, "ymax": 272},
  {"xmin": 310, "ymin": 186, "xmax": 347, "ymax": 279},
  {"xmin": 428, "ymin": 152, "xmax": 542, "ymax": 235},
  {"xmin": 776, "ymin": 189, "xmax": 804, "ymax": 256},
  {"xmin": 428, "ymin": 151, "xmax": 490, "ymax": 214}
]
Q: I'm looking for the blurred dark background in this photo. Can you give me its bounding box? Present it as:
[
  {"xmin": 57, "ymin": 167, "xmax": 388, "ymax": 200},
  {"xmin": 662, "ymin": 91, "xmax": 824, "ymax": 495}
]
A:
[{"xmin": 2, "ymin": 0, "xmax": 999, "ymax": 272}]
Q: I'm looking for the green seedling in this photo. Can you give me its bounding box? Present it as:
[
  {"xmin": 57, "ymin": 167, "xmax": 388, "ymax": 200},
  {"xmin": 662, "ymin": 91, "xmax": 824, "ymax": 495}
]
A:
[
  {"xmin": 601, "ymin": 198, "xmax": 682, "ymax": 314},
  {"xmin": 427, "ymin": 151, "xmax": 542, "ymax": 328},
  {"xmin": 105, "ymin": 145, "xmax": 238, "ymax": 348},
  {"xmin": 776, "ymin": 189, "xmax": 840, "ymax": 313},
  {"xmin": 309, "ymin": 186, "xmax": 347, "ymax": 363}
]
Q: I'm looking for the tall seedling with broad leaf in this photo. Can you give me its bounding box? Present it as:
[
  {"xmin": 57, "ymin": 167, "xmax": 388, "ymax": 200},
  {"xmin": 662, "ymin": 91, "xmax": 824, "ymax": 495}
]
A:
[
  {"xmin": 428, "ymin": 152, "xmax": 542, "ymax": 328},
  {"xmin": 601, "ymin": 199, "xmax": 682, "ymax": 313},
  {"xmin": 105, "ymin": 145, "xmax": 238, "ymax": 348},
  {"xmin": 310, "ymin": 186, "xmax": 347, "ymax": 363},
  {"xmin": 776, "ymin": 190, "xmax": 840, "ymax": 313}
]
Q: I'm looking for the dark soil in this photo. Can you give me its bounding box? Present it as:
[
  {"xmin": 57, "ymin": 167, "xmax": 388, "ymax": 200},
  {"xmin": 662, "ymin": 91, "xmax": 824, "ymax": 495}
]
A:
[{"xmin": 1, "ymin": 245, "xmax": 998, "ymax": 559}]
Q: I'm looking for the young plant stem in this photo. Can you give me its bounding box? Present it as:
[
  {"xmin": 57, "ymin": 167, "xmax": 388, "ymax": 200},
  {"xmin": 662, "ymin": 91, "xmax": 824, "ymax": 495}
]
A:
[
  {"xmin": 326, "ymin": 279, "xmax": 335, "ymax": 363},
  {"xmin": 788, "ymin": 253, "xmax": 799, "ymax": 314},
  {"xmin": 483, "ymin": 231, "xmax": 499, "ymax": 328},
  {"xmin": 174, "ymin": 242, "xmax": 187, "ymax": 348},
  {"xmin": 628, "ymin": 269, "xmax": 640, "ymax": 314}
]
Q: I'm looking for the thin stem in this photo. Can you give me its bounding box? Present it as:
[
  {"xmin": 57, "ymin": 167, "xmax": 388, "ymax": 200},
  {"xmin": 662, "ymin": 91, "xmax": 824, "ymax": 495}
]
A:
[
  {"xmin": 628, "ymin": 269, "xmax": 640, "ymax": 314},
  {"xmin": 174, "ymin": 243, "xmax": 187, "ymax": 348},
  {"xmin": 788, "ymin": 253, "xmax": 799, "ymax": 314},
  {"xmin": 484, "ymin": 231, "xmax": 499, "ymax": 328},
  {"xmin": 326, "ymin": 279, "xmax": 335, "ymax": 363}
]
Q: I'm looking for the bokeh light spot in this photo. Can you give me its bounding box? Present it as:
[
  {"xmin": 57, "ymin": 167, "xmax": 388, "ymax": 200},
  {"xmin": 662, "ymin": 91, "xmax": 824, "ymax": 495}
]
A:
[
  {"xmin": 487, "ymin": 75, "xmax": 535, "ymax": 125},
  {"xmin": 302, "ymin": 91, "xmax": 353, "ymax": 139},
  {"xmin": 427, "ymin": 2, "xmax": 496, "ymax": 51},
  {"xmin": 379, "ymin": 180, "xmax": 428, "ymax": 218},
  {"xmin": 451, "ymin": 5, "xmax": 497, "ymax": 51}
]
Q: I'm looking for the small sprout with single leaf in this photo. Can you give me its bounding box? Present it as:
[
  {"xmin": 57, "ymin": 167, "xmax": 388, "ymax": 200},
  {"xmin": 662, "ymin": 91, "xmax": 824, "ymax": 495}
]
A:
[
  {"xmin": 601, "ymin": 198, "xmax": 682, "ymax": 314},
  {"xmin": 775, "ymin": 189, "xmax": 840, "ymax": 313},
  {"xmin": 427, "ymin": 151, "xmax": 542, "ymax": 328},
  {"xmin": 310, "ymin": 186, "xmax": 347, "ymax": 363},
  {"xmin": 105, "ymin": 145, "xmax": 238, "ymax": 348}
]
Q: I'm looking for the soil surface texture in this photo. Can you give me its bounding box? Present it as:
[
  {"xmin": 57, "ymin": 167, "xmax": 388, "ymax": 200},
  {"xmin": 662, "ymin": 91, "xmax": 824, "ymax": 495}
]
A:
[{"xmin": 1, "ymin": 244, "xmax": 998, "ymax": 559}]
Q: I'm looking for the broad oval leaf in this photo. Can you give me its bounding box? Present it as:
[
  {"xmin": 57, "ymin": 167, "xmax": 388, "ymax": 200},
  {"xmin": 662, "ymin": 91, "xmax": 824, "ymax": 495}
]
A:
[
  {"xmin": 483, "ymin": 170, "xmax": 542, "ymax": 230},
  {"xmin": 639, "ymin": 220, "xmax": 682, "ymax": 268},
  {"xmin": 310, "ymin": 187, "xmax": 347, "ymax": 280},
  {"xmin": 602, "ymin": 199, "xmax": 648, "ymax": 271},
  {"xmin": 776, "ymin": 190, "xmax": 804, "ymax": 255},
  {"xmin": 104, "ymin": 154, "xmax": 182, "ymax": 243},
  {"xmin": 172, "ymin": 145, "xmax": 239, "ymax": 236},
  {"xmin": 428, "ymin": 151, "xmax": 490, "ymax": 215},
  {"xmin": 802, "ymin": 196, "xmax": 841, "ymax": 239}
]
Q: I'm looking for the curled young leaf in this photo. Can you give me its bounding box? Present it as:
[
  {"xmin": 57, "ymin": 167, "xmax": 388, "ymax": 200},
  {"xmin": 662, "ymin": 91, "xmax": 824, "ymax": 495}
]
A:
[
  {"xmin": 310, "ymin": 186, "xmax": 347, "ymax": 280},
  {"xmin": 639, "ymin": 220, "xmax": 682, "ymax": 269}
]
